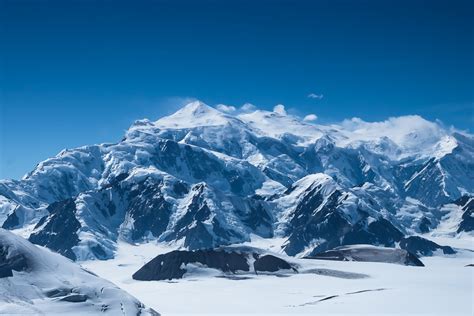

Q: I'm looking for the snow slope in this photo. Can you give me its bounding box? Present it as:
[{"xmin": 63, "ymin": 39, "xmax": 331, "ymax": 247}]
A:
[{"xmin": 0, "ymin": 229, "xmax": 159, "ymax": 315}]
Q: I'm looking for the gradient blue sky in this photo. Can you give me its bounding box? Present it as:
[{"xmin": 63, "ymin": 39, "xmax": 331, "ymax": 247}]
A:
[{"xmin": 1, "ymin": 0, "xmax": 473, "ymax": 179}]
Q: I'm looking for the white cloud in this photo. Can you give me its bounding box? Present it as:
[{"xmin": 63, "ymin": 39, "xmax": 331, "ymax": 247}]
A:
[
  {"xmin": 338, "ymin": 115, "xmax": 448, "ymax": 147},
  {"xmin": 216, "ymin": 104, "xmax": 236, "ymax": 113},
  {"xmin": 303, "ymin": 114, "xmax": 318, "ymax": 122},
  {"xmin": 240, "ymin": 103, "xmax": 256, "ymax": 112},
  {"xmin": 308, "ymin": 93, "xmax": 324, "ymax": 100},
  {"xmin": 273, "ymin": 104, "xmax": 287, "ymax": 115}
]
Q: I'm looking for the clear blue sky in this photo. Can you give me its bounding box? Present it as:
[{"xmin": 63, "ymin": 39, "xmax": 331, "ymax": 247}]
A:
[{"xmin": 1, "ymin": 0, "xmax": 473, "ymax": 180}]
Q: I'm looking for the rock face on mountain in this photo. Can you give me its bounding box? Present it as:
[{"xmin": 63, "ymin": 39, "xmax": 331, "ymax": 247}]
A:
[
  {"xmin": 132, "ymin": 247, "xmax": 296, "ymax": 281},
  {"xmin": 305, "ymin": 244, "xmax": 425, "ymax": 267},
  {"xmin": 0, "ymin": 229, "xmax": 159, "ymax": 315},
  {"xmin": 28, "ymin": 199, "xmax": 81, "ymax": 260},
  {"xmin": 455, "ymin": 196, "xmax": 474, "ymax": 233},
  {"xmin": 0, "ymin": 101, "xmax": 472, "ymax": 260}
]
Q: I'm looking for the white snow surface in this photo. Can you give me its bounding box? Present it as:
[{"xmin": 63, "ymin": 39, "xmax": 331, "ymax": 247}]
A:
[{"xmin": 82, "ymin": 235, "xmax": 474, "ymax": 316}]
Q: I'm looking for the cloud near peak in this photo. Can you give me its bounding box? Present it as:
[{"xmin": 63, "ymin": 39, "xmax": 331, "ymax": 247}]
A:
[
  {"xmin": 216, "ymin": 104, "xmax": 236, "ymax": 113},
  {"xmin": 303, "ymin": 114, "xmax": 318, "ymax": 122},
  {"xmin": 273, "ymin": 104, "xmax": 287, "ymax": 115},
  {"xmin": 241, "ymin": 103, "xmax": 256, "ymax": 112}
]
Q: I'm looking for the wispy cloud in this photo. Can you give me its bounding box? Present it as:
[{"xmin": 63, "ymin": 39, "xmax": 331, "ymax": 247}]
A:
[
  {"xmin": 308, "ymin": 93, "xmax": 324, "ymax": 100},
  {"xmin": 157, "ymin": 96, "xmax": 198, "ymax": 113}
]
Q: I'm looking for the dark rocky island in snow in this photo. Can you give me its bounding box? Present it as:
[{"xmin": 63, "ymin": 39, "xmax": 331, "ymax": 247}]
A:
[
  {"xmin": 305, "ymin": 244, "xmax": 425, "ymax": 266},
  {"xmin": 133, "ymin": 247, "xmax": 297, "ymax": 281},
  {"xmin": 399, "ymin": 236, "xmax": 455, "ymax": 256}
]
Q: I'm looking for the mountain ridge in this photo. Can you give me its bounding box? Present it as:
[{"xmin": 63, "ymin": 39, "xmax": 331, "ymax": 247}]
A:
[{"xmin": 1, "ymin": 101, "xmax": 472, "ymax": 261}]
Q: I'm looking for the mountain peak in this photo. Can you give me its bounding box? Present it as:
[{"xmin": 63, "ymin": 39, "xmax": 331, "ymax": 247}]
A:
[
  {"xmin": 180, "ymin": 100, "xmax": 216, "ymax": 115},
  {"xmin": 154, "ymin": 101, "xmax": 230, "ymax": 129}
]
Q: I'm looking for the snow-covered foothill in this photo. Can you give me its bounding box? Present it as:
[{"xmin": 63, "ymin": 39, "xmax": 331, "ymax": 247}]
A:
[{"xmin": 0, "ymin": 229, "xmax": 159, "ymax": 315}]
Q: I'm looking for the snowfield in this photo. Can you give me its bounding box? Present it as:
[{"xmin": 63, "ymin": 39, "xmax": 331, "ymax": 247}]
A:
[{"xmin": 82, "ymin": 236, "xmax": 474, "ymax": 316}]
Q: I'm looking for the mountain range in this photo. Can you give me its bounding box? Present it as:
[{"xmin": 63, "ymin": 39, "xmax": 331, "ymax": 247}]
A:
[{"xmin": 1, "ymin": 101, "xmax": 472, "ymax": 261}]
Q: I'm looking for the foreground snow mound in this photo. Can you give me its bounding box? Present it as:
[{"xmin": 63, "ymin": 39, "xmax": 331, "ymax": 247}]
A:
[
  {"xmin": 132, "ymin": 247, "xmax": 297, "ymax": 281},
  {"xmin": 305, "ymin": 244, "xmax": 424, "ymax": 266},
  {"xmin": 0, "ymin": 229, "xmax": 159, "ymax": 315}
]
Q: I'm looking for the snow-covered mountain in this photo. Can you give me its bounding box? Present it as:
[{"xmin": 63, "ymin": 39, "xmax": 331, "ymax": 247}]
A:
[
  {"xmin": 1, "ymin": 101, "xmax": 472, "ymax": 261},
  {"xmin": 0, "ymin": 229, "xmax": 158, "ymax": 315}
]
